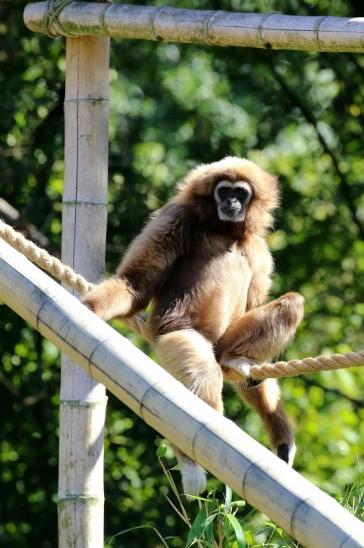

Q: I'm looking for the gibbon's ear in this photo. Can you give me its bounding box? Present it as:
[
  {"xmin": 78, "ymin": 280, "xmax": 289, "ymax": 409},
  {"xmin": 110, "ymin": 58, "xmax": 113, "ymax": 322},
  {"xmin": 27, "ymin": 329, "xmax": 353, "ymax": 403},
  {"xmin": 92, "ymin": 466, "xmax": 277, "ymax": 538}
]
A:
[{"xmin": 175, "ymin": 162, "xmax": 219, "ymax": 201}]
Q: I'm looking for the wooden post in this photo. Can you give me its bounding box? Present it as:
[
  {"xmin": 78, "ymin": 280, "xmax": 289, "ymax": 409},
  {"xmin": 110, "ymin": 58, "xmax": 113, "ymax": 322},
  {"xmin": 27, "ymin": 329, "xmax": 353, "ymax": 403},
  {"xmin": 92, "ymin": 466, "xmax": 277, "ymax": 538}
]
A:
[{"xmin": 59, "ymin": 36, "xmax": 109, "ymax": 547}]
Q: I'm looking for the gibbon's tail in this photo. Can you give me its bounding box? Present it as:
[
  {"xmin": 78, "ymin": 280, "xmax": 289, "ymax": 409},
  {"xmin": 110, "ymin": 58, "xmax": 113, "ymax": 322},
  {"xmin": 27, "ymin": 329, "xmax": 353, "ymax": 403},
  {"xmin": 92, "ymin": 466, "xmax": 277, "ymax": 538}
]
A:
[{"xmin": 178, "ymin": 456, "xmax": 207, "ymax": 498}]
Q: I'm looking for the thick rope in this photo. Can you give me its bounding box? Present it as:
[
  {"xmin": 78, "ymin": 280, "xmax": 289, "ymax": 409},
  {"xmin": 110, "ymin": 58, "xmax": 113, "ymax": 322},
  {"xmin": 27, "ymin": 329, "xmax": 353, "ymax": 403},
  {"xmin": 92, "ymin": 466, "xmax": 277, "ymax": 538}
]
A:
[
  {"xmin": 43, "ymin": 0, "xmax": 74, "ymax": 36},
  {"xmin": 249, "ymin": 351, "xmax": 364, "ymax": 380},
  {"xmin": 1, "ymin": 218, "xmax": 363, "ymax": 381},
  {"xmin": 0, "ymin": 219, "xmax": 94, "ymax": 294},
  {"xmin": 43, "ymin": 0, "xmax": 111, "ymax": 37},
  {"xmin": 0, "ymin": 219, "xmax": 150, "ymax": 340}
]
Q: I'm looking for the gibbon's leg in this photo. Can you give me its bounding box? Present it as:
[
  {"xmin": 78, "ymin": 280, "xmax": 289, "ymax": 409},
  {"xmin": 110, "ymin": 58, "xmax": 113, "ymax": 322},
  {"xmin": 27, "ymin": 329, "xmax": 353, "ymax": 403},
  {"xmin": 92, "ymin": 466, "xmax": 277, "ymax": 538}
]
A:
[
  {"xmin": 235, "ymin": 379, "xmax": 296, "ymax": 466},
  {"xmin": 155, "ymin": 328, "xmax": 224, "ymax": 497},
  {"xmin": 155, "ymin": 328, "xmax": 224, "ymax": 412},
  {"xmin": 216, "ymin": 292, "xmax": 304, "ymax": 466},
  {"xmin": 217, "ymin": 292, "xmax": 304, "ymax": 365}
]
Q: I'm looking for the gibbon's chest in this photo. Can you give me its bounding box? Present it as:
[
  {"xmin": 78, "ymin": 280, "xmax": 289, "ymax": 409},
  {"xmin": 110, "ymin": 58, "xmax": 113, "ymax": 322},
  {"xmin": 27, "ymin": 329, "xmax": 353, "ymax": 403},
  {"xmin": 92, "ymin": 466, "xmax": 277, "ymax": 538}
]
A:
[
  {"xmin": 204, "ymin": 243, "xmax": 251, "ymax": 288},
  {"xmin": 152, "ymin": 241, "xmax": 253, "ymax": 340},
  {"xmin": 186, "ymin": 243, "xmax": 252, "ymax": 340},
  {"xmin": 170, "ymin": 240, "xmax": 251, "ymax": 292}
]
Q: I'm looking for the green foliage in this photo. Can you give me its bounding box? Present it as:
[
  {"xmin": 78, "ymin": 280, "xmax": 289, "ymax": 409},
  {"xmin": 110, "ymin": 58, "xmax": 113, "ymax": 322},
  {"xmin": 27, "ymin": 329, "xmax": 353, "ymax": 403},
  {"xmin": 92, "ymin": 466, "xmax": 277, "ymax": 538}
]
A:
[
  {"xmin": 107, "ymin": 450, "xmax": 299, "ymax": 547},
  {"xmin": 1, "ymin": 0, "xmax": 364, "ymax": 546}
]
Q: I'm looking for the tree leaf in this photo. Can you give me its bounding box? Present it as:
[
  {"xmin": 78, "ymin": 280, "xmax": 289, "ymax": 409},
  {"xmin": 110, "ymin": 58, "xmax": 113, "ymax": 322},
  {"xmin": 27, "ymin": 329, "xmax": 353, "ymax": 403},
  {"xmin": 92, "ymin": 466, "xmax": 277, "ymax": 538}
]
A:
[
  {"xmin": 186, "ymin": 507, "xmax": 208, "ymax": 547},
  {"xmin": 224, "ymin": 514, "xmax": 246, "ymax": 548},
  {"xmin": 156, "ymin": 443, "xmax": 168, "ymax": 457},
  {"xmin": 224, "ymin": 484, "xmax": 232, "ymax": 513},
  {"xmin": 186, "ymin": 509, "xmax": 217, "ymax": 547}
]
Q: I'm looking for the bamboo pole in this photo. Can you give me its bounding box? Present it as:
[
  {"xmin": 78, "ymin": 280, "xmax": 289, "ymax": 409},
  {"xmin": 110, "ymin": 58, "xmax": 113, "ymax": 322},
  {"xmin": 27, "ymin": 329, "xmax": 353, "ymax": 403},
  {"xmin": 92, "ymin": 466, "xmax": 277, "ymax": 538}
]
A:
[
  {"xmin": 59, "ymin": 36, "xmax": 109, "ymax": 547},
  {"xmin": 0, "ymin": 239, "xmax": 363, "ymax": 548},
  {"xmin": 24, "ymin": 2, "xmax": 364, "ymax": 52}
]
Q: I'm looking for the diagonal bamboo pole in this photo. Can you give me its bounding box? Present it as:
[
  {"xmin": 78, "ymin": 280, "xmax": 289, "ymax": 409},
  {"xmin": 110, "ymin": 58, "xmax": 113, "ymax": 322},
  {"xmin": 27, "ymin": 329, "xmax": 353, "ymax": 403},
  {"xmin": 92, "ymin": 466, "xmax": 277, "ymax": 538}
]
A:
[
  {"xmin": 0, "ymin": 239, "xmax": 364, "ymax": 548},
  {"xmin": 24, "ymin": 2, "xmax": 364, "ymax": 52}
]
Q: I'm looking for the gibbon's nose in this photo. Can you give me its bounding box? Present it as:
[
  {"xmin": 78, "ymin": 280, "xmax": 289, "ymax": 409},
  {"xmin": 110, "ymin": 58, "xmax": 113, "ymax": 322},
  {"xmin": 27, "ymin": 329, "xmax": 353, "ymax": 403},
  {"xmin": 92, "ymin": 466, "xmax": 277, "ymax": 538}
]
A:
[{"xmin": 226, "ymin": 197, "xmax": 241, "ymax": 211}]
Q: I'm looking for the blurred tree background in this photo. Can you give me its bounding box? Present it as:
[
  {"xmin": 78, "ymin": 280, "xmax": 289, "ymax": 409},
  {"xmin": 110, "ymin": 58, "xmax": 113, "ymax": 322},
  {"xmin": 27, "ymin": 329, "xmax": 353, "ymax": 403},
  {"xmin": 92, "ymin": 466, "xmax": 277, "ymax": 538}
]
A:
[{"xmin": 1, "ymin": 0, "xmax": 364, "ymax": 546}]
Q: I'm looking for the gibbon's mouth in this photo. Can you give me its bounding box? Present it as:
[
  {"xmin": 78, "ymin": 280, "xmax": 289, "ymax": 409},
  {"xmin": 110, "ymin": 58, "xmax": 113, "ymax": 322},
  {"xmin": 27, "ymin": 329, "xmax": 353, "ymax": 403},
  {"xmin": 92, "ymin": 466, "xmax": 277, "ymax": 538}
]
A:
[{"xmin": 219, "ymin": 206, "xmax": 246, "ymax": 223}]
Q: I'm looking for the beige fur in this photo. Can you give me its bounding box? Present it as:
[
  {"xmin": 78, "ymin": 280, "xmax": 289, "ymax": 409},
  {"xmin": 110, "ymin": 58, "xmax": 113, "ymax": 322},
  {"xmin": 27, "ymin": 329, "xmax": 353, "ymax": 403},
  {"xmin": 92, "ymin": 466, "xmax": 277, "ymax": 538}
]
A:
[
  {"xmin": 156, "ymin": 329, "xmax": 223, "ymax": 413},
  {"xmin": 84, "ymin": 157, "xmax": 304, "ymax": 494}
]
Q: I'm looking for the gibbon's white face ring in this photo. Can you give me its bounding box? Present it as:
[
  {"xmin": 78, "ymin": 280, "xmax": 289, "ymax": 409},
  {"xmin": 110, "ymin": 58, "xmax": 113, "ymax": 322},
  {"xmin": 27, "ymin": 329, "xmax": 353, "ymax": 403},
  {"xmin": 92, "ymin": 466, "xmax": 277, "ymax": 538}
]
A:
[{"xmin": 214, "ymin": 180, "xmax": 252, "ymax": 222}]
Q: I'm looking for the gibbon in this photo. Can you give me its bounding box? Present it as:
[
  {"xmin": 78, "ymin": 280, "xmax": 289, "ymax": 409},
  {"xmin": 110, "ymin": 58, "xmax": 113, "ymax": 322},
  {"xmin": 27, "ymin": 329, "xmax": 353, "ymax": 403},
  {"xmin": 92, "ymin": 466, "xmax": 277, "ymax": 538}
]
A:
[{"xmin": 84, "ymin": 156, "xmax": 304, "ymax": 496}]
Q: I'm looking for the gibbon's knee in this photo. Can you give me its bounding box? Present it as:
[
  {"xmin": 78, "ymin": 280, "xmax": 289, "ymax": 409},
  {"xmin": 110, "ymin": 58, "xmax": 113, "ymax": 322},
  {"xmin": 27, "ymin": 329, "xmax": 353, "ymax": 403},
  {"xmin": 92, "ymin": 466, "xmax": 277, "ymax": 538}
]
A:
[
  {"xmin": 155, "ymin": 329, "xmax": 224, "ymax": 414},
  {"xmin": 217, "ymin": 291, "xmax": 304, "ymax": 362},
  {"xmin": 236, "ymin": 378, "xmax": 296, "ymax": 466},
  {"xmin": 83, "ymin": 277, "xmax": 134, "ymax": 321},
  {"xmin": 272, "ymin": 292, "xmax": 305, "ymax": 330}
]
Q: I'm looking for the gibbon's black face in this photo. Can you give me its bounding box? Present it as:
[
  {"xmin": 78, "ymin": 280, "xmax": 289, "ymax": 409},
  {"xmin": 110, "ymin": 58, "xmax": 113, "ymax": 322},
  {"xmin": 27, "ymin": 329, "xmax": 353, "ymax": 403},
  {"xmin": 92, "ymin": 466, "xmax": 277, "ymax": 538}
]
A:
[{"xmin": 214, "ymin": 180, "xmax": 252, "ymax": 222}]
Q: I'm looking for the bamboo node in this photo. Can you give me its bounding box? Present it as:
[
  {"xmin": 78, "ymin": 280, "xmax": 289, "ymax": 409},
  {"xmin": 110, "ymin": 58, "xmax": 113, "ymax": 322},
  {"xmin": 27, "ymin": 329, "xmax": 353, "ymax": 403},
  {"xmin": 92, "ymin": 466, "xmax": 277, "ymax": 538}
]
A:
[
  {"xmin": 257, "ymin": 12, "xmax": 280, "ymax": 48},
  {"xmin": 204, "ymin": 10, "xmax": 224, "ymax": 46},
  {"xmin": 313, "ymin": 15, "xmax": 329, "ymax": 51},
  {"xmin": 150, "ymin": 7, "xmax": 165, "ymax": 41}
]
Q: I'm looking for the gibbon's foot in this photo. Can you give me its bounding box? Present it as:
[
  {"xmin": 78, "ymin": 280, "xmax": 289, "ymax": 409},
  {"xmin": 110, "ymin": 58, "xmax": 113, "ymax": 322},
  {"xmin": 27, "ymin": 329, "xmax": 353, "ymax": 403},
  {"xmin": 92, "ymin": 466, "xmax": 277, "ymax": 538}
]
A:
[
  {"xmin": 180, "ymin": 460, "xmax": 207, "ymax": 499},
  {"xmin": 221, "ymin": 356, "xmax": 262, "ymax": 387},
  {"xmin": 277, "ymin": 443, "xmax": 289, "ymax": 463},
  {"xmin": 277, "ymin": 441, "xmax": 296, "ymax": 467}
]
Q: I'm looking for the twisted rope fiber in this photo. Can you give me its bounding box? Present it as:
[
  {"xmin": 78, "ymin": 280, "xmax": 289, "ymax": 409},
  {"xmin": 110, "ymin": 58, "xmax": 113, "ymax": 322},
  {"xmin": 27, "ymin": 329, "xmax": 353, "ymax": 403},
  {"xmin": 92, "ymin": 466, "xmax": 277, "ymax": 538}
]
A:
[
  {"xmin": 1, "ymin": 219, "xmax": 364, "ymax": 381},
  {"xmin": 43, "ymin": 0, "xmax": 111, "ymax": 37},
  {"xmin": 0, "ymin": 219, "xmax": 145, "ymax": 340},
  {"xmin": 43, "ymin": 0, "xmax": 73, "ymax": 36},
  {"xmin": 0, "ymin": 219, "xmax": 94, "ymax": 295}
]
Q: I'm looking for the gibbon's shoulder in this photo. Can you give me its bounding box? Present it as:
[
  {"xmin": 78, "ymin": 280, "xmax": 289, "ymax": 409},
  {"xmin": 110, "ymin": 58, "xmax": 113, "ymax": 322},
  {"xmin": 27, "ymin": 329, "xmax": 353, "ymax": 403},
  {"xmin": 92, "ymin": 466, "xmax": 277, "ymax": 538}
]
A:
[
  {"xmin": 143, "ymin": 200, "xmax": 197, "ymax": 241},
  {"xmin": 148, "ymin": 199, "xmax": 191, "ymax": 224}
]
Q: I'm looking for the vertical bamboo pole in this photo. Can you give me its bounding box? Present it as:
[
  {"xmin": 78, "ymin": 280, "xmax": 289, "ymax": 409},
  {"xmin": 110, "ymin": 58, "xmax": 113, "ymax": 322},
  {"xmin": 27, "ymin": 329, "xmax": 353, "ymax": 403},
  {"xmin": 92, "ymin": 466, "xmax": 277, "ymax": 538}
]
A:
[{"xmin": 58, "ymin": 36, "xmax": 109, "ymax": 547}]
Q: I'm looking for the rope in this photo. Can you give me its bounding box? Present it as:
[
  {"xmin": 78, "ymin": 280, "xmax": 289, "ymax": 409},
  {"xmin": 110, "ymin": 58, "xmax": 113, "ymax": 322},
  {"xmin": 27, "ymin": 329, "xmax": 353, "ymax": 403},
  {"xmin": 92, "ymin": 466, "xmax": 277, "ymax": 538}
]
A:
[
  {"xmin": 0, "ymin": 219, "xmax": 151, "ymax": 339},
  {"xmin": 1, "ymin": 218, "xmax": 364, "ymax": 381},
  {"xmin": 43, "ymin": 0, "xmax": 73, "ymax": 36},
  {"xmin": 42, "ymin": 0, "xmax": 111, "ymax": 37},
  {"xmin": 0, "ymin": 219, "xmax": 93, "ymax": 294},
  {"xmin": 249, "ymin": 351, "xmax": 364, "ymax": 380}
]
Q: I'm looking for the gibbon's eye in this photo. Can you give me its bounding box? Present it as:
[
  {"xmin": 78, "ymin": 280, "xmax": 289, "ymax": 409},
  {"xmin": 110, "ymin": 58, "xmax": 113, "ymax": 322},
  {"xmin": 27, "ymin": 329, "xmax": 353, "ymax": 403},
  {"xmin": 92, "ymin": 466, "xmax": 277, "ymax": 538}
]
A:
[
  {"xmin": 235, "ymin": 187, "xmax": 249, "ymax": 201},
  {"xmin": 218, "ymin": 186, "xmax": 230, "ymax": 200}
]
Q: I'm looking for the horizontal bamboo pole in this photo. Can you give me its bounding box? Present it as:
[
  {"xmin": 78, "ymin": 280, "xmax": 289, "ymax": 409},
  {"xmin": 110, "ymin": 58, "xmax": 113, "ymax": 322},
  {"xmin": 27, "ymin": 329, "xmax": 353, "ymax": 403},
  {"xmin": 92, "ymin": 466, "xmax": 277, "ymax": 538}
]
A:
[
  {"xmin": 1, "ymin": 238, "xmax": 364, "ymax": 547},
  {"xmin": 24, "ymin": 2, "xmax": 364, "ymax": 52}
]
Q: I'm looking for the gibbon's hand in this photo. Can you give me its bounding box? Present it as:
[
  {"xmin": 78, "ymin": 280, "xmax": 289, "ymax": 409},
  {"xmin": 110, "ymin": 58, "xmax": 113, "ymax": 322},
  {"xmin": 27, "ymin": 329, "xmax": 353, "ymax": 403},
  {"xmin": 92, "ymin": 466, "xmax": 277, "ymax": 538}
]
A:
[{"xmin": 82, "ymin": 278, "xmax": 135, "ymax": 321}]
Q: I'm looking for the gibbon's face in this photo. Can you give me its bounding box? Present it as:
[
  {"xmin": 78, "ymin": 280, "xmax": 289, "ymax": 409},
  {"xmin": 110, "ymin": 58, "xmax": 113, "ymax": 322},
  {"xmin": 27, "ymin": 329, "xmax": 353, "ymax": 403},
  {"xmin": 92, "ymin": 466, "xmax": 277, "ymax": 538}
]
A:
[{"xmin": 214, "ymin": 180, "xmax": 252, "ymax": 222}]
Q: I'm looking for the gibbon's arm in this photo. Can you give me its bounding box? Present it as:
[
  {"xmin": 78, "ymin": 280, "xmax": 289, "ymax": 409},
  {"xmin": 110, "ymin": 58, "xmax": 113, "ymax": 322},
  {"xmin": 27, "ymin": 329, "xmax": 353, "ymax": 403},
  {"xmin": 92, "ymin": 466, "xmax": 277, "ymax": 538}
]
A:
[
  {"xmin": 246, "ymin": 236, "xmax": 273, "ymax": 310},
  {"xmin": 84, "ymin": 201, "xmax": 189, "ymax": 320}
]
